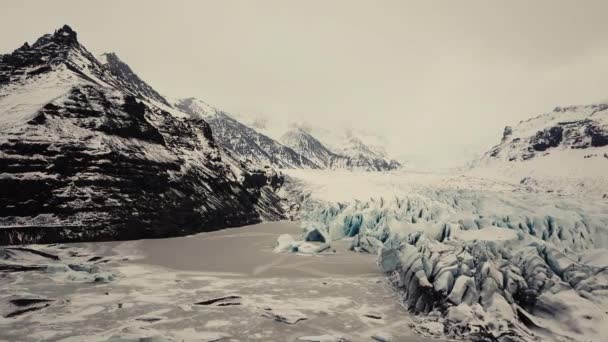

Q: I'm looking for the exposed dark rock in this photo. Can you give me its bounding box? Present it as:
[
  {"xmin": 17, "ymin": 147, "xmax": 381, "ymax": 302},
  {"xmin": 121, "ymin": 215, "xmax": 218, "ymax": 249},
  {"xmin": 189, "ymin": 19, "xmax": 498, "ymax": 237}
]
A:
[
  {"xmin": 4, "ymin": 247, "xmax": 60, "ymax": 260},
  {"xmin": 530, "ymin": 126, "xmax": 563, "ymax": 152},
  {"xmin": 0, "ymin": 264, "xmax": 46, "ymax": 272},
  {"xmin": 486, "ymin": 112, "xmax": 607, "ymax": 162},
  {"xmin": 304, "ymin": 228, "xmax": 326, "ymax": 243},
  {"xmin": 9, "ymin": 298, "xmax": 54, "ymax": 307},
  {"xmin": 5, "ymin": 303, "xmax": 51, "ymax": 318},
  {"xmin": 216, "ymin": 302, "xmax": 242, "ymax": 307},
  {"xmin": 261, "ymin": 311, "xmax": 308, "ymax": 325},
  {"xmin": 135, "ymin": 317, "xmax": 162, "ymax": 323},
  {"xmin": 194, "ymin": 295, "xmax": 242, "ymax": 306},
  {"xmin": 501, "ymin": 126, "xmax": 513, "ymax": 142},
  {"xmin": 586, "ymin": 124, "xmax": 608, "ymax": 147},
  {"xmin": 363, "ymin": 314, "xmax": 382, "ymax": 320}
]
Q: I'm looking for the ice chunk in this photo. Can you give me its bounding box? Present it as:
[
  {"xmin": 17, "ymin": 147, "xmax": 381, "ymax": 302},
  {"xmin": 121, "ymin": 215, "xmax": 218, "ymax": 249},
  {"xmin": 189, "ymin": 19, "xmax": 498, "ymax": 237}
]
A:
[
  {"xmin": 274, "ymin": 234, "xmax": 297, "ymax": 253},
  {"xmin": 378, "ymin": 246, "xmax": 401, "ymax": 273}
]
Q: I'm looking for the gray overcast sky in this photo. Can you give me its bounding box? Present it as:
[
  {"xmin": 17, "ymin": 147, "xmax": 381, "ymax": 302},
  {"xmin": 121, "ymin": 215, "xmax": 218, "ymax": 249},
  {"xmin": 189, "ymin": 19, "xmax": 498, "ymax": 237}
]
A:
[{"xmin": 2, "ymin": 0, "xmax": 608, "ymax": 168}]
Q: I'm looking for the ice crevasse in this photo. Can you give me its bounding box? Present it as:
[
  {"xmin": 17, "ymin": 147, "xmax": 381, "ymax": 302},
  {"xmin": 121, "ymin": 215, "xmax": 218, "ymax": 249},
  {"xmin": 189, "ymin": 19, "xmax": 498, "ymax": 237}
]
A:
[{"xmin": 291, "ymin": 185, "xmax": 608, "ymax": 341}]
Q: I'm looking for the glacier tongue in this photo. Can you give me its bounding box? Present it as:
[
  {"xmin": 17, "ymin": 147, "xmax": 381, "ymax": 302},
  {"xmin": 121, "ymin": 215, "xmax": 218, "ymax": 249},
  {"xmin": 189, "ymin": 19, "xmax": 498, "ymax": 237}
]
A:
[{"xmin": 283, "ymin": 169, "xmax": 608, "ymax": 341}]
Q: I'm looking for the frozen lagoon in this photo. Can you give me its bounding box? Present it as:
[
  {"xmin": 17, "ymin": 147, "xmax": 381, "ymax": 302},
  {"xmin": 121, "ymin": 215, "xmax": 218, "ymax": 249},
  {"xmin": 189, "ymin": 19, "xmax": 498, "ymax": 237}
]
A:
[{"xmin": 0, "ymin": 222, "xmax": 434, "ymax": 342}]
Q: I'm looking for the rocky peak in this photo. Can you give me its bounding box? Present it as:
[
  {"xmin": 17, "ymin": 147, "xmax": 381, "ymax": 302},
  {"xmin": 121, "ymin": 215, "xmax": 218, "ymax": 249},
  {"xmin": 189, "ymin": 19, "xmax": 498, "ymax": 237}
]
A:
[
  {"xmin": 502, "ymin": 126, "xmax": 513, "ymax": 142},
  {"xmin": 0, "ymin": 24, "xmax": 90, "ymax": 84},
  {"xmin": 54, "ymin": 24, "xmax": 78, "ymax": 45},
  {"xmin": 29, "ymin": 24, "xmax": 79, "ymax": 50},
  {"xmin": 15, "ymin": 42, "xmax": 31, "ymax": 51},
  {"xmin": 100, "ymin": 52, "xmax": 170, "ymax": 106}
]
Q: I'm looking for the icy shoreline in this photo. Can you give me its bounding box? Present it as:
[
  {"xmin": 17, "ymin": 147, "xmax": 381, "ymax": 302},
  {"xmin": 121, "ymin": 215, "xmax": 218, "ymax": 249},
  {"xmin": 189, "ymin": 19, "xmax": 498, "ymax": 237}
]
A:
[{"xmin": 0, "ymin": 222, "xmax": 431, "ymax": 341}]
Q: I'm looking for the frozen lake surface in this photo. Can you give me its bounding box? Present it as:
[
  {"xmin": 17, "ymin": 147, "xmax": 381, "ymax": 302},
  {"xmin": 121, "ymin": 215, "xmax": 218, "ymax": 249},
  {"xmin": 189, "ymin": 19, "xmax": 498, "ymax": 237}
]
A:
[{"xmin": 0, "ymin": 222, "xmax": 433, "ymax": 342}]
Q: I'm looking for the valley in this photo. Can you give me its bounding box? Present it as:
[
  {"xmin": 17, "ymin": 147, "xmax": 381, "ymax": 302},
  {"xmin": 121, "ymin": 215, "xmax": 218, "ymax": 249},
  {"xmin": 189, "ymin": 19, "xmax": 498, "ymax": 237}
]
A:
[{"xmin": 0, "ymin": 22, "xmax": 607, "ymax": 342}]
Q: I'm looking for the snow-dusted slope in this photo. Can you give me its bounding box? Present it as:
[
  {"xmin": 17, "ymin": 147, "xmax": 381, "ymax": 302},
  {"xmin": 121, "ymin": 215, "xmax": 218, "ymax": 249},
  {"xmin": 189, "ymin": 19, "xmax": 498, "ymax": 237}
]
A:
[
  {"xmin": 174, "ymin": 97, "xmax": 401, "ymax": 171},
  {"xmin": 279, "ymin": 128, "xmax": 343, "ymax": 168},
  {"xmin": 98, "ymin": 52, "xmax": 170, "ymax": 107},
  {"xmin": 0, "ymin": 25, "xmax": 284, "ymax": 244},
  {"xmin": 175, "ymin": 97, "xmax": 318, "ymax": 169},
  {"xmin": 471, "ymin": 104, "xmax": 608, "ymax": 197},
  {"xmin": 280, "ymin": 128, "xmax": 402, "ymax": 171},
  {"xmin": 334, "ymin": 136, "xmax": 402, "ymax": 171},
  {"xmin": 281, "ymin": 169, "xmax": 608, "ymax": 341}
]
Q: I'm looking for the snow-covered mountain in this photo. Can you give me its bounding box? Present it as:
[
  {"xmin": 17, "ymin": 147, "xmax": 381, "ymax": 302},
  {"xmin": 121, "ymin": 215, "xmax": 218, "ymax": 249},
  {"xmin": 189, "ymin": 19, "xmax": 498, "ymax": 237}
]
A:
[
  {"xmin": 335, "ymin": 136, "xmax": 402, "ymax": 171},
  {"xmin": 280, "ymin": 128, "xmax": 402, "ymax": 171},
  {"xmin": 174, "ymin": 97, "xmax": 401, "ymax": 171},
  {"xmin": 0, "ymin": 25, "xmax": 284, "ymax": 244},
  {"xmin": 175, "ymin": 97, "xmax": 318, "ymax": 169},
  {"xmin": 279, "ymin": 128, "xmax": 343, "ymax": 168},
  {"xmin": 483, "ymin": 104, "xmax": 608, "ymax": 161},
  {"xmin": 470, "ymin": 103, "xmax": 608, "ymax": 197},
  {"xmin": 98, "ymin": 52, "xmax": 170, "ymax": 107}
]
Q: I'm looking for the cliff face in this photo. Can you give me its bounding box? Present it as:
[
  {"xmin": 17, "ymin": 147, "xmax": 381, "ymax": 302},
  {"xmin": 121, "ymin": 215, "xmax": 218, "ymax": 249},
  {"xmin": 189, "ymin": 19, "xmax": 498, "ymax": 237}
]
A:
[{"xmin": 0, "ymin": 25, "xmax": 284, "ymax": 245}]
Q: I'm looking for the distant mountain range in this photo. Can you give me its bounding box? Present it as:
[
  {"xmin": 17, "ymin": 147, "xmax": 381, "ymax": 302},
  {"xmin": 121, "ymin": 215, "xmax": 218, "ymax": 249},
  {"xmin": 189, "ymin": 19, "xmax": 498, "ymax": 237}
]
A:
[
  {"xmin": 280, "ymin": 128, "xmax": 401, "ymax": 171},
  {"xmin": 175, "ymin": 97, "xmax": 319, "ymax": 169},
  {"xmin": 174, "ymin": 97, "xmax": 401, "ymax": 171}
]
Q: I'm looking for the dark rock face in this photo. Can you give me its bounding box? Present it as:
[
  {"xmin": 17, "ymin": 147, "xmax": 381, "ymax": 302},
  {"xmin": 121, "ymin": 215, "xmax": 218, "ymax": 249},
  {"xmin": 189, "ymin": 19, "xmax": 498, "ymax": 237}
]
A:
[
  {"xmin": 586, "ymin": 124, "xmax": 608, "ymax": 147},
  {"xmin": 0, "ymin": 25, "xmax": 285, "ymax": 245},
  {"xmin": 559, "ymin": 119, "xmax": 608, "ymax": 149},
  {"xmin": 0, "ymin": 88, "xmax": 282, "ymax": 244},
  {"xmin": 530, "ymin": 126, "xmax": 563, "ymax": 152},
  {"xmin": 501, "ymin": 126, "xmax": 513, "ymax": 142}
]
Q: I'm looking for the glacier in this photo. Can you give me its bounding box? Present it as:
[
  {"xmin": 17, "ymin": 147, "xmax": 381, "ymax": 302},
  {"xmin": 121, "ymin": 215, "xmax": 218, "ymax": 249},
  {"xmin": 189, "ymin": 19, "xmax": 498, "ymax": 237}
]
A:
[{"xmin": 280, "ymin": 169, "xmax": 608, "ymax": 341}]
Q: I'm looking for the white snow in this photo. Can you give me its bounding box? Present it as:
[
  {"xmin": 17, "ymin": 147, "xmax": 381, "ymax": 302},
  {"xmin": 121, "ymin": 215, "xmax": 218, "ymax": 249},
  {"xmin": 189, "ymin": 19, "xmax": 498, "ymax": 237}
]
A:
[{"xmin": 0, "ymin": 68, "xmax": 75, "ymax": 129}]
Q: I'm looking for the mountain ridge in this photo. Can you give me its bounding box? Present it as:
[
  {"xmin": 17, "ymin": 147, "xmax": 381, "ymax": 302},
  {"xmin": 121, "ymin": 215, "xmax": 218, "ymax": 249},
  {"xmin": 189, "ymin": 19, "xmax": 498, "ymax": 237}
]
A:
[
  {"xmin": 175, "ymin": 97, "xmax": 319, "ymax": 169},
  {"xmin": 0, "ymin": 25, "xmax": 284, "ymax": 245},
  {"xmin": 469, "ymin": 102, "xmax": 608, "ymax": 197}
]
